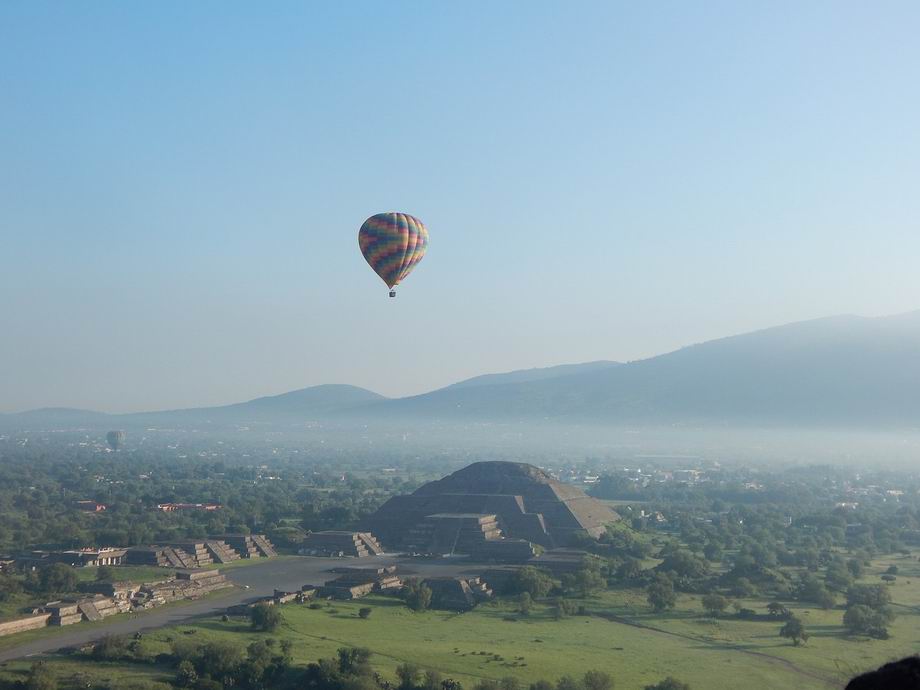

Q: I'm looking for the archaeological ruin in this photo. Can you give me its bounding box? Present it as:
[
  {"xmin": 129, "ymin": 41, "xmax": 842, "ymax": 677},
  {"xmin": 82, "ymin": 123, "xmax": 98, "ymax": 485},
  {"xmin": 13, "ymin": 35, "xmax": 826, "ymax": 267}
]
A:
[{"xmin": 365, "ymin": 461, "xmax": 619, "ymax": 557}]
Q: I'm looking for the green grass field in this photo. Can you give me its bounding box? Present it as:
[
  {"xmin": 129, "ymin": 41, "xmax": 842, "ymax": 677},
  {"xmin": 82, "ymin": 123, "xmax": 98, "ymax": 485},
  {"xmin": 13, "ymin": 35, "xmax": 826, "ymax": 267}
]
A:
[{"xmin": 3, "ymin": 552, "xmax": 919, "ymax": 690}]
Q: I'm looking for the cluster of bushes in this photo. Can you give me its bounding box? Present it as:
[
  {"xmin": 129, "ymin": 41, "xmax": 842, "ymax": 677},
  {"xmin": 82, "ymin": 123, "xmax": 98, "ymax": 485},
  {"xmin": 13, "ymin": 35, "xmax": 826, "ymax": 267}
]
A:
[
  {"xmin": 402, "ymin": 579, "xmax": 433, "ymax": 612},
  {"xmin": 250, "ymin": 602, "xmax": 284, "ymax": 632},
  {"xmin": 169, "ymin": 637, "xmax": 293, "ymax": 689},
  {"xmin": 843, "ymin": 585, "xmax": 896, "ymax": 639}
]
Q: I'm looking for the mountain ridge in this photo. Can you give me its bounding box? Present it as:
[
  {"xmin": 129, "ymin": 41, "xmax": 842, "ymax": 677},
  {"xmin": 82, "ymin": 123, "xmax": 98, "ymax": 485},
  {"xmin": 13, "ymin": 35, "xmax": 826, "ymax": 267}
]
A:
[{"xmin": 4, "ymin": 311, "xmax": 920, "ymax": 430}]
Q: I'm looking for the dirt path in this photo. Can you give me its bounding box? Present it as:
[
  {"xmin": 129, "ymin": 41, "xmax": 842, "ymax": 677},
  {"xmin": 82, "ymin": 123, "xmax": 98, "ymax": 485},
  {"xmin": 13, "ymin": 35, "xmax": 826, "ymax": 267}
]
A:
[{"xmin": 596, "ymin": 612, "xmax": 839, "ymax": 688}]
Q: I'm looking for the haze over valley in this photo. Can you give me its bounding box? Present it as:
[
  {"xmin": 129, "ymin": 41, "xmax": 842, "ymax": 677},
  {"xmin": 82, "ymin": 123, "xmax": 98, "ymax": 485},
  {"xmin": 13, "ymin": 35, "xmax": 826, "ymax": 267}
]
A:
[{"xmin": 4, "ymin": 3, "xmax": 920, "ymax": 689}]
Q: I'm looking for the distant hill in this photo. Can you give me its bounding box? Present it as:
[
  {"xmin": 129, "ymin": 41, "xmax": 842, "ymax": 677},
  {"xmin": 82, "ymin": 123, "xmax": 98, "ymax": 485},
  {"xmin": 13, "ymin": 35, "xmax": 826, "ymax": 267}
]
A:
[
  {"xmin": 126, "ymin": 384, "xmax": 387, "ymax": 425},
  {"xmin": 0, "ymin": 385, "xmax": 385, "ymax": 429},
  {"xmin": 6, "ymin": 312, "xmax": 920, "ymax": 430},
  {"xmin": 0, "ymin": 407, "xmax": 112, "ymax": 428},
  {"xmin": 376, "ymin": 311, "xmax": 920, "ymax": 427},
  {"xmin": 445, "ymin": 361, "xmax": 620, "ymax": 390}
]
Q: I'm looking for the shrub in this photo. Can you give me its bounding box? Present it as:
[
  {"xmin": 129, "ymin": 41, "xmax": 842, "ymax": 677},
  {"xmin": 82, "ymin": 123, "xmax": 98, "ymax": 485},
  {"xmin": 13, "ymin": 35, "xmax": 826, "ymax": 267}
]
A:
[
  {"xmin": 175, "ymin": 660, "xmax": 198, "ymax": 688},
  {"xmin": 844, "ymin": 604, "xmax": 895, "ymax": 639},
  {"xmin": 518, "ymin": 592, "xmax": 533, "ymax": 616},
  {"xmin": 91, "ymin": 634, "xmax": 131, "ymax": 661},
  {"xmin": 358, "ymin": 607, "xmax": 372, "ymax": 619},
  {"xmin": 396, "ymin": 662, "xmax": 422, "ymax": 690},
  {"xmin": 25, "ymin": 662, "xmax": 57, "ymax": 690},
  {"xmin": 583, "ymin": 670, "xmax": 613, "ymax": 690},
  {"xmin": 403, "ymin": 580, "xmax": 433, "ymax": 612},
  {"xmin": 779, "ymin": 617, "xmax": 809, "ymax": 646},
  {"xmin": 644, "ymin": 679, "xmax": 690, "ymax": 690},
  {"xmin": 701, "ymin": 593, "xmax": 729, "ymax": 617},
  {"xmin": 250, "ymin": 602, "xmax": 283, "ymax": 632},
  {"xmin": 510, "ymin": 567, "xmax": 555, "ymax": 598},
  {"xmin": 847, "ymin": 584, "xmax": 891, "ymax": 610},
  {"xmin": 647, "ymin": 575, "xmax": 677, "ymax": 612}
]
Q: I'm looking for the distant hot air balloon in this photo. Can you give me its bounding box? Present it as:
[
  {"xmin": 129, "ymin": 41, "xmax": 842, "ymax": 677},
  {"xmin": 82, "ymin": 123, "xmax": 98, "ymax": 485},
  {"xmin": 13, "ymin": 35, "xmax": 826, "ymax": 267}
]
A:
[
  {"xmin": 106, "ymin": 430, "xmax": 126, "ymax": 451},
  {"xmin": 358, "ymin": 212, "xmax": 428, "ymax": 297}
]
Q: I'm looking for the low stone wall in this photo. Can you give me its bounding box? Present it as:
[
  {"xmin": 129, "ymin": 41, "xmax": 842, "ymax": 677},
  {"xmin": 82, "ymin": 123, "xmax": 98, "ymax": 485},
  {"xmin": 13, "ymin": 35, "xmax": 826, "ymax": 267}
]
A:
[
  {"xmin": 0, "ymin": 613, "xmax": 51, "ymax": 637},
  {"xmin": 0, "ymin": 570, "xmax": 232, "ymax": 640}
]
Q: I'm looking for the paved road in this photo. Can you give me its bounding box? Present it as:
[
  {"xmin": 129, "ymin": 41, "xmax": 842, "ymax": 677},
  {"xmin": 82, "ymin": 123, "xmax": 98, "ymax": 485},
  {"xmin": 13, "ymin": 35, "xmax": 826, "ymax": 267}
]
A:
[{"xmin": 0, "ymin": 555, "xmax": 480, "ymax": 663}]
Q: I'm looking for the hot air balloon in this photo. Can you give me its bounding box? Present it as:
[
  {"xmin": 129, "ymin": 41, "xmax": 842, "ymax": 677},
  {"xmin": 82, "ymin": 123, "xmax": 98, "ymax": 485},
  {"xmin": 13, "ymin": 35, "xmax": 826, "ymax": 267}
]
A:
[
  {"xmin": 106, "ymin": 430, "xmax": 126, "ymax": 451},
  {"xmin": 358, "ymin": 212, "xmax": 428, "ymax": 297}
]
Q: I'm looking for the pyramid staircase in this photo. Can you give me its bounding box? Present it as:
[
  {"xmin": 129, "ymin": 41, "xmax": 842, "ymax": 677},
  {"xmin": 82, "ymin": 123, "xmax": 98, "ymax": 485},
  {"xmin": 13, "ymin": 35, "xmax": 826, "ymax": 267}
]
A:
[
  {"xmin": 357, "ymin": 532, "xmax": 384, "ymax": 555},
  {"xmin": 251, "ymin": 534, "xmax": 278, "ymax": 557},
  {"xmin": 301, "ymin": 531, "xmax": 383, "ymax": 557},
  {"xmin": 215, "ymin": 534, "xmax": 276, "ymax": 559},
  {"xmin": 205, "ymin": 540, "xmax": 241, "ymax": 564},
  {"xmin": 168, "ymin": 542, "xmax": 214, "ymax": 567},
  {"xmin": 163, "ymin": 547, "xmax": 197, "ymax": 569},
  {"xmin": 77, "ymin": 600, "xmax": 102, "ymax": 622},
  {"xmin": 466, "ymin": 576, "xmax": 494, "ymax": 602}
]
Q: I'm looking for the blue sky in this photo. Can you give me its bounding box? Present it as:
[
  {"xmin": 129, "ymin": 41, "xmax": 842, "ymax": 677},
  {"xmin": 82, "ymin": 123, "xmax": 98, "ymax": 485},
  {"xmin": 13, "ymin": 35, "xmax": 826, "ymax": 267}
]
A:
[{"xmin": 2, "ymin": 1, "xmax": 919, "ymax": 412}]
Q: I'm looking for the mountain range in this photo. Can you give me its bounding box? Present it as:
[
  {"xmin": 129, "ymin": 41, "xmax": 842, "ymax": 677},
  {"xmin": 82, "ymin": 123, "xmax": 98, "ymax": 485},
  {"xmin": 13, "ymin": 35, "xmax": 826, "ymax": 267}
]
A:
[{"xmin": 4, "ymin": 311, "xmax": 920, "ymax": 430}]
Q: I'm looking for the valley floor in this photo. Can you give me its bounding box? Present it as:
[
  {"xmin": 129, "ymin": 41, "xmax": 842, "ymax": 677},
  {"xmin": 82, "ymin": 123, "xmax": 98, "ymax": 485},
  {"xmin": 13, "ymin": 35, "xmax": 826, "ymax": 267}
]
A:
[{"xmin": 3, "ymin": 550, "xmax": 919, "ymax": 690}]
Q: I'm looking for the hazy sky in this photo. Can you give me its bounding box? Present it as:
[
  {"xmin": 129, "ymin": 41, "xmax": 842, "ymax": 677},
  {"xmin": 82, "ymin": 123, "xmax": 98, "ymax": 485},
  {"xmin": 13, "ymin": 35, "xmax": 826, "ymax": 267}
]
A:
[{"xmin": 2, "ymin": 2, "xmax": 920, "ymax": 413}]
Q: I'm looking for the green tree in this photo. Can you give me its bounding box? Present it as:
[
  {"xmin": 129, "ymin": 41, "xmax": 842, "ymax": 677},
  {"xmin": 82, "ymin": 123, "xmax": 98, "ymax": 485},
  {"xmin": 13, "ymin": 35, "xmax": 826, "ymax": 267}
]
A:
[
  {"xmin": 616, "ymin": 558, "xmax": 643, "ymax": 581},
  {"xmin": 404, "ymin": 580, "xmax": 433, "ymax": 612},
  {"xmin": 825, "ymin": 561, "xmax": 853, "ymax": 591},
  {"xmin": 358, "ymin": 607, "xmax": 372, "ymax": 619},
  {"xmin": 657, "ymin": 550, "xmax": 709, "ymax": 579},
  {"xmin": 843, "ymin": 604, "xmax": 895, "ymax": 639},
  {"xmin": 644, "ymin": 679, "xmax": 690, "ymax": 690},
  {"xmin": 25, "ymin": 662, "xmax": 57, "ymax": 690},
  {"xmin": 766, "ymin": 602, "xmax": 789, "ymax": 619},
  {"xmin": 337, "ymin": 647, "xmax": 373, "ymax": 675},
  {"xmin": 701, "ymin": 593, "xmax": 729, "ymax": 617},
  {"xmin": 250, "ymin": 602, "xmax": 283, "ymax": 632},
  {"xmin": 396, "ymin": 662, "xmax": 422, "ymax": 690},
  {"xmin": 553, "ymin": 597, "xmax": 578, "ymax": 620},
  {"xmin": 91, "ymin": 634, "xmax": 130, "ymax": 661},
  {"xmin": 95, "ymin": 565, "xmax": 116, "ymax": 583},
  {"xmin": 423, "ymin": 670, "xmax": 444, "ymax": 690},
  {"xmin": 510, "ymin": 567, "xmax": 555, "ymax": 598},
  {"xmin": 846, "ymin": 584, "xmax": 891, "ymax": 610},
  {"xmin": 519, "ymin": 592, "xmax": 533, "ymax": 616},
  {"xmin": 198, "ymin": 640, "xmax": 243, "ymax": 683},
  {"xmin": 647, "ymin": 575, "xmax": 677, "ymax": 612},
  {"xmin": 583, "ymin": 670, "xmax": 613, "ymax": 690},
  {"xmin": 846, "ymin": 559, "xmax": 865, "ymax": 579},
  {"xmin": 731, "ymin": 576, "xmax": 757, "ymax": 597},
  {"xmin": 556, "ymin": 676, "xmax": 582, "ymax": 690},
  {"xmin": 815, "ymin": 588, "xmax": 837, "ymax": 610},
  {"xmin": 36, "ymin": 564, "xmax": 77, "ymax": 595},
  {"xmin": 779, "ymin": 617, "xmax": 809, "ymax": 646},
  {"xmin": 703, "ymin": 543, "xmax": 723, "ymax": 562},
  {"xmin": 175, "ymin": 660, "xmax": 198, "ymax": 688},
  {"xmin": 574, "ymin": 568, "xmax": 606, "ymax": 597}
]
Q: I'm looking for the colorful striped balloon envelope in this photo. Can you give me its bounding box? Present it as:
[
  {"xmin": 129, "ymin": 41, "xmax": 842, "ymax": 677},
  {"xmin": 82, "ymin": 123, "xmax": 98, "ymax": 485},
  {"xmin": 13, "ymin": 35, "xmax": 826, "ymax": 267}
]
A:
[{"xmin": 358, "ymin": 212, "xmax": 429, "ymax": 296}]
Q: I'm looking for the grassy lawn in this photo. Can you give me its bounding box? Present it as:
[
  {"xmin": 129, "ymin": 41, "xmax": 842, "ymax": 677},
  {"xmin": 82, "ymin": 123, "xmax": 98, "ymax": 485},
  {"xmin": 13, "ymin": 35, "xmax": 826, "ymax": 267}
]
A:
[
  {"xmin": 24, "ymin": 595, "xmax": 824, "ymax": 690},
  {"xmin": 0, "ymin": 656, "xmax": 172, "ymax": 689},
  {"xmin": 4, "ymin": 552, "xmax": 919, "ymax": 690},
  {"xmin": 75, "ymin": 566, "xmax": 172, "ymax": 585}
]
